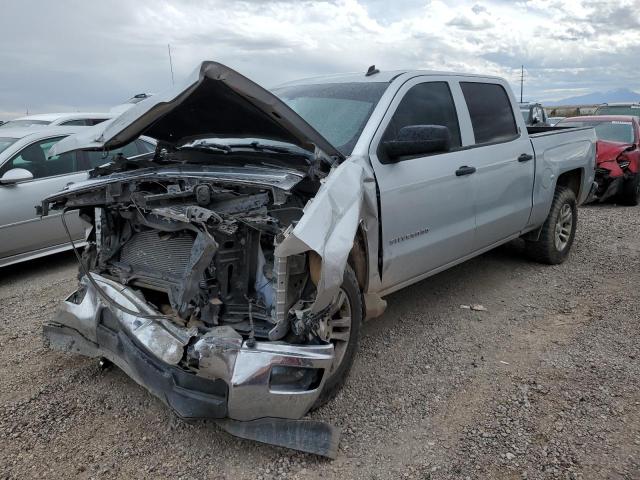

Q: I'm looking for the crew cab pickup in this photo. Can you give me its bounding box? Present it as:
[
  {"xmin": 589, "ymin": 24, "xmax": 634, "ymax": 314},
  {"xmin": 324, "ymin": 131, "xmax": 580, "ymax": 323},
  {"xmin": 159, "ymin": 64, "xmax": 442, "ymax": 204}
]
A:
[{"xmin": 41, "ymin": 62, "xmax": 596, "ymax": 457}]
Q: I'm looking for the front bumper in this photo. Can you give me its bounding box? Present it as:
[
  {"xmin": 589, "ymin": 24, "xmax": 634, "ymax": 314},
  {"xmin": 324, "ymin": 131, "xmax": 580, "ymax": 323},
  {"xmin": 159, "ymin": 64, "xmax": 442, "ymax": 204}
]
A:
[{"xmin": 43, "ymin": 274, "xmax": 339, "ymax": 456}]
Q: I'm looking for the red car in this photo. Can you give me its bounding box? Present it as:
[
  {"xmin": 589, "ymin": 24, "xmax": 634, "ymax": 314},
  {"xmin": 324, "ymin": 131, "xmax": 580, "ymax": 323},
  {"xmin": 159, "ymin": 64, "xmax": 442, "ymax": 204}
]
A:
[{"xmin": 557, "ymin": 115, "xmax": 640, "ymax": 205}]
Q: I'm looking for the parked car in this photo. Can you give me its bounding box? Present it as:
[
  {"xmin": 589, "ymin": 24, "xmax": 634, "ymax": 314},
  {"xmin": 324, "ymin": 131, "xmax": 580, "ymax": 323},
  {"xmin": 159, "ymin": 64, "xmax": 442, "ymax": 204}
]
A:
[
  {"xmin": 594, "ymin": 102, "xmax": 640, "ymax": 118},
  {"xmin": 0, "ymin": 127, "xmax": 155, "ymax": 267},
  {"xmin": 41, "ymin": 61, "xmax": 596, "ymax": 457},
  {"xmin": 547, "ymin": 116, "xmax": 565, "ymax": 126},
  {"xmin": 556, "ymin": 115, "xmax": 640, "ymax": 205},
  {"xmin": 0, "ymin": 112, "xmax": 112, "ymax": 129},
  {"xmin": 519, "ymin": 101, "xmax": 550, "ymax": 126}
]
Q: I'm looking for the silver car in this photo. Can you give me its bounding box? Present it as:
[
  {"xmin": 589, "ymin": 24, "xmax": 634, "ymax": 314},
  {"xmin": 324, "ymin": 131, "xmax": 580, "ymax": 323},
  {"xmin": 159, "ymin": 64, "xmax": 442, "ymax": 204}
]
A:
[{"xmin": 0, "ymin": 127, "xmax": 155, "ymax": 267}]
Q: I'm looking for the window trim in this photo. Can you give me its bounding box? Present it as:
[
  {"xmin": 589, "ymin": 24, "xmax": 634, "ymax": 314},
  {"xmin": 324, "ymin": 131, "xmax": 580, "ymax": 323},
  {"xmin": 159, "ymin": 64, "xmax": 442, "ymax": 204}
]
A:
[
  {"xmin": 374, "ymin": 79, "xmax": 465, "ymax": 164},
  {"xmin": 459, "ymin": 81, "xmax": 521, "ymax": 147}
]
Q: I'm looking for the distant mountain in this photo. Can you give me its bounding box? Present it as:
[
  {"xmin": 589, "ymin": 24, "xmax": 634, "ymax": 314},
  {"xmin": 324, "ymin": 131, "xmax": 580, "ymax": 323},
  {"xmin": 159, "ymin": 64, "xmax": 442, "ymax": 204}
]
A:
[{"xmin": 546, "ymin": 88, "xmax": 640, "ymax": 106}]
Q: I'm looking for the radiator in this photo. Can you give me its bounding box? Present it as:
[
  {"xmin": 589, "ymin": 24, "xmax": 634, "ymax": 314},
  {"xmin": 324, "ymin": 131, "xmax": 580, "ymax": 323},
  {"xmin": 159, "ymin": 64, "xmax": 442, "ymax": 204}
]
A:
[{"xmin": 119, "ymin": 230, "xmax": 194, "ymax": 277}]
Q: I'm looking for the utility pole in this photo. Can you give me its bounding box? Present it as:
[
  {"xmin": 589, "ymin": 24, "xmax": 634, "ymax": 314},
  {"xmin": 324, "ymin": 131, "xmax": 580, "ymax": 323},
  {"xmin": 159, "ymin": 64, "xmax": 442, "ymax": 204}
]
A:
[
  {"xmin": 520, "ymin": 65, "xmax": 524, "ymax": 103},
  {"xmin": 168, "ymin": 44, "xmax": 175, "ymax": 86}
]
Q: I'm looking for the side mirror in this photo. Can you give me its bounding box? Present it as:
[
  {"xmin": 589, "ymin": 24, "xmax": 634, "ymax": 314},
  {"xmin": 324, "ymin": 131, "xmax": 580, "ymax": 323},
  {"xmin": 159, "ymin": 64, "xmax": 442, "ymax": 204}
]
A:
[
  {"xmin": 0, "ymin": 168, "xmax": 34, "ymax": 185},
  {"xmin": 382, "ymin": 125, "xmax": 451, "ymax": 161}
]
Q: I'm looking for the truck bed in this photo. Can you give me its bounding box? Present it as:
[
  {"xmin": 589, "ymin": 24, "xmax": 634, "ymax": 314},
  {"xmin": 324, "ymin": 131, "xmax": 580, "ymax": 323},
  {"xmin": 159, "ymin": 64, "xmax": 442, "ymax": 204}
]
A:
[{"xmin": 526, "ymin": 125, "xmax": 597, "ymax": 228}]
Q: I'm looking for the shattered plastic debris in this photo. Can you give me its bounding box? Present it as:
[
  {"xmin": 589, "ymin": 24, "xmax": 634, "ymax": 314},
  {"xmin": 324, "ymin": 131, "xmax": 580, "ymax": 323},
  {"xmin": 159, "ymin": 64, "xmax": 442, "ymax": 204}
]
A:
[{"xmin": 460, "ymin": 304, "xmax": 488, "ymax": 311}]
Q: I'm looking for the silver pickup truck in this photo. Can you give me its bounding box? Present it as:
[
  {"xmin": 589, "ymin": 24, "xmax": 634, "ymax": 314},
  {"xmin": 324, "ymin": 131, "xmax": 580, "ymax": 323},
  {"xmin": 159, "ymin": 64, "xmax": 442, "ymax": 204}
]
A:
[{"xmin": 42, "ymin": 62, "xmax": 596, "ymax": 457}]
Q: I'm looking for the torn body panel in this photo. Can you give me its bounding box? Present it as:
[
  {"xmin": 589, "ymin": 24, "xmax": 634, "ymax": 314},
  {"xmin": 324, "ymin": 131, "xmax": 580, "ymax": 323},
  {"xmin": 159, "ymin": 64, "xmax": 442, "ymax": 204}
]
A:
[{"xmin": 275, "ymin": 156, "xmax": 380, "ymax": 314}]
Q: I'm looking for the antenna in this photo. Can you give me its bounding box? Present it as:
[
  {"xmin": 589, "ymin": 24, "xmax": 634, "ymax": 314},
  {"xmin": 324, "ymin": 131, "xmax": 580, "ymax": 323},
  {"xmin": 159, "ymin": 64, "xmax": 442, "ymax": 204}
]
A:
[
  {"xmin": 520, "ymin": 65, "xmax": 524, "ymax": 103},
  {"xmin": 168, "ymin": 44, "xmax": 175, "ymax": 86}
]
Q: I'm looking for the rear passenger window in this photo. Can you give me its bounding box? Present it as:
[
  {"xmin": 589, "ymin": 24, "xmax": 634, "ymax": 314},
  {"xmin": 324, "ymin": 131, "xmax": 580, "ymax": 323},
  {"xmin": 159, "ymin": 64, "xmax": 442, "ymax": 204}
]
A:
[
  {"xmin": 382, "ymin": 81, "xmax": 462, "ymax": 153},
  {"xmin": 460, "ymin": 82, "xmax": 518, "ymax": 144},
  {"xmin": 88, "ymin": 118, "xmax": 109, "ymax": 126},
  {"xmin": 60, "ymin": 119, "xmax": 89, "ymax": 126}
]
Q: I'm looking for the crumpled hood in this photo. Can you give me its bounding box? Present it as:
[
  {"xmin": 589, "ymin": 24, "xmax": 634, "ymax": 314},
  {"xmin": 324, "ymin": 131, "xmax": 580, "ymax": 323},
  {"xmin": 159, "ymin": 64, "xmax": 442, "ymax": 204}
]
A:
[
  {"xmin": 50, "ymin": 61, "xmax": 343, "ymax": 161},
  {"xmin": 596, "ymin": 139, "xmax": 632, "ymax": 164}
]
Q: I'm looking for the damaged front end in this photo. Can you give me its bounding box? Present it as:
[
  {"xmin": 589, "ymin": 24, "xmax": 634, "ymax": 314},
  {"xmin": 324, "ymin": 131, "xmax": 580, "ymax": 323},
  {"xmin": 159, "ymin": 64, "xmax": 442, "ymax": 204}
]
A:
[
  {"xmin": 41, "ymin": 163, "xmax": 357, "ymax": 457},
  {"xmin": 591, "ymin": 140, "xmax": 639, "ymax": 202},
  {"xmin": 41, "ymin": 60, "xmax": 384, "ymax": 457}
]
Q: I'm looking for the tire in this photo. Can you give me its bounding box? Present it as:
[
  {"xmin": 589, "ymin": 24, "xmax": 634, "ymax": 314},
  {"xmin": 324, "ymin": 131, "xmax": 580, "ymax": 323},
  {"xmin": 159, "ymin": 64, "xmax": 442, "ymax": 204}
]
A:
[
  {"xmin": 620, "ymin": 174, "xmax": 640, "ymax": 206},
  {"xmin": 525, "ymin": 186, "xmax": 577, "ymax": 265},
  {"xmin": 312, "ymin": 265, "xmax": 362, "ymax": 409}
]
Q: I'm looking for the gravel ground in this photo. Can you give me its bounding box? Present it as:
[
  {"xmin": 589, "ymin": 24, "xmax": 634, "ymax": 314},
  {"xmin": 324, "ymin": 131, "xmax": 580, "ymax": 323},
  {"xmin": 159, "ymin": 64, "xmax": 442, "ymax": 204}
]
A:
[{"xmin": 1, "ymin": 203, "xmax": 639, "ymax": 479}]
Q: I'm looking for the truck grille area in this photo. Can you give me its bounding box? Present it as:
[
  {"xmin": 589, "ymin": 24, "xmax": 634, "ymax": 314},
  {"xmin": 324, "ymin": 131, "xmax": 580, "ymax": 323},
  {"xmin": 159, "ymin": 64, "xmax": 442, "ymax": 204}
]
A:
[{"xmin": 119, "ymin": 230, "xmax": 195, "ymax": 278}]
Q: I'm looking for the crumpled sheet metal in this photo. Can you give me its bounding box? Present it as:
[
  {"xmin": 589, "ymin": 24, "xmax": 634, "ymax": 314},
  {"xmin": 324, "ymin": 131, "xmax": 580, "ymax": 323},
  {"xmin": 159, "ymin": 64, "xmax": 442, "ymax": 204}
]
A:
[{"xmin": 275, "ymin": 156, "xmax": 378, "ymax": 312}]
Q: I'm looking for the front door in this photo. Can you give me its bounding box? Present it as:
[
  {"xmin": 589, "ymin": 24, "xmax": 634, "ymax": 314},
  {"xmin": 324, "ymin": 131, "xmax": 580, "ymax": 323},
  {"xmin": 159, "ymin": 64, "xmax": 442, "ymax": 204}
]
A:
[{"xmin": 369, "ymin": 78, "xmax": 477, "ymax": 291}]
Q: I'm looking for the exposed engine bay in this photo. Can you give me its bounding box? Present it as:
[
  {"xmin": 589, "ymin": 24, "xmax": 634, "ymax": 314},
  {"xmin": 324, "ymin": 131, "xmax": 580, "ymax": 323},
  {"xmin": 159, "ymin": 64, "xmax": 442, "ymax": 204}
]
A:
[{"xmin": 50, "ymin": 163, "xmax": 346, "ymax": 363}]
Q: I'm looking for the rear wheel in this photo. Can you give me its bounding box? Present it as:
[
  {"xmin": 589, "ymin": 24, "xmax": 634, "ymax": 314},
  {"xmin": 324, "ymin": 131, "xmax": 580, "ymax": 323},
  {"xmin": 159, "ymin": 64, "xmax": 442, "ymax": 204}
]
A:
[
  {"xmin": 312, "ymin": 265, "xmax": 362, "ymax": 409},
  {"xmin": 620, "ymin": 174, "xmax": 640, "ymax": 206},
  {"xmin": 525, "ymin": 186, "xmax": 577, "ymax": 265}
]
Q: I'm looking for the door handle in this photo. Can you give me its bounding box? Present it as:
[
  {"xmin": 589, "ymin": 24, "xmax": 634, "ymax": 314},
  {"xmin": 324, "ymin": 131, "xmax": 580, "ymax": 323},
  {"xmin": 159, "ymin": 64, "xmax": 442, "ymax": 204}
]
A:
[
  {"xmin": 518, "ymin": 153, "xmax": 533, "ymax": 162},
  {"xmin": 455, "ymin": 165, "xmax": 476, "ymax": 176}
]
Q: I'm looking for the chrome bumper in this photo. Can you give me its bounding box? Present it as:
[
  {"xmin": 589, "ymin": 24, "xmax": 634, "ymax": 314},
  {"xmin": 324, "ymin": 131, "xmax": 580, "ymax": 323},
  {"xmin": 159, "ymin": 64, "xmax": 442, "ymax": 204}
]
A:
[{"xmin": 45, "ymin": 273, "xmax": 334, "ymax": 422}]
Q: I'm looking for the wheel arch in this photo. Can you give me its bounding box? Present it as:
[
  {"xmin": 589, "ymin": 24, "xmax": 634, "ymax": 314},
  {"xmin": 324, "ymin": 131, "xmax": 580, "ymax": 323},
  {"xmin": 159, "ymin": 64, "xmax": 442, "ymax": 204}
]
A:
[{"xmin": 555, "ymin": 168, "xmax": 584, "ymax": 201}]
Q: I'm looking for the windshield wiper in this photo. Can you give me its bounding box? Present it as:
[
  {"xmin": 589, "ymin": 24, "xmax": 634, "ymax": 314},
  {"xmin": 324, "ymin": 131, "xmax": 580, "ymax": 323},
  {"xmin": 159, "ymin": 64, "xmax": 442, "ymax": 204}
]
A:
[
  {"xmin": 177, "ymin": 140, "xmax": 312, "ymax": 162},
  {"xmin": 233, "ymin": 141, "xmax": 309, "ymax": 156},
  {"xmin": 177, "ymin": 141, "xmax": 232, "ymax": 154}
]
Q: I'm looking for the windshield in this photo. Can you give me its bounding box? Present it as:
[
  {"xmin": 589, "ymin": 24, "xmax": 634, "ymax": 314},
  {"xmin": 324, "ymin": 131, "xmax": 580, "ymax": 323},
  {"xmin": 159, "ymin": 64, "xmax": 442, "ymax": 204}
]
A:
[
  {"xmin": 0, "ymin": 119, "xmax": 51, "ymax": 129},
  {"xmin": 272, "ymin": 82, "xmax": 388, "ymax": 155},
  {"xmin": 594, "ymin": 105, "xmax": 640, "ymax": 117},
  {"xmin": 558, "ymin": 119, "xmax": 635, "ymax": 143},
  {"xmin": 0, "ymin": 137, "xmax": 18, "ymax": 154}
]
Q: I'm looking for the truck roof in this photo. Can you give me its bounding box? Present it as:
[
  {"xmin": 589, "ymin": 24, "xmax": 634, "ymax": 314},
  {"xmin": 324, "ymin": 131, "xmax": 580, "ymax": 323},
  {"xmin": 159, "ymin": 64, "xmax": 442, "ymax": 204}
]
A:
[{"xmin": 276, "ymin": 69, "xmax": 503, "ymax": 87}]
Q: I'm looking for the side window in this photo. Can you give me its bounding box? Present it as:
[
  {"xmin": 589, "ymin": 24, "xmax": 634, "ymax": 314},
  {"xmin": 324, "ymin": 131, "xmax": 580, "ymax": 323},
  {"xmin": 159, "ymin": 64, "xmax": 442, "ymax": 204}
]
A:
[
  {"xmin": 460, "ymin": 82, "xmax": 518, "ymax": 144},
  {"xmin": 136, "ymin": 139, "xmax": 155, "ymax": 154},
  {"xmin": 81, "ymin": 140, "xmax": 145, "ymax": 169},
  {"xmin": 60, "ymin": 119, "xmax": 89, "ymax": 126},
  {"xmin": 88, "ymin": 118, "xmax": 109, "ymax": 126},
  {"xmin": 0, "ymin": 136, "xmax": 77, "ymax": 179},
  {"xmin": 538, "ymin": 107, "xmax": 547, "ymax": 122},
  {"xmin": 382, "ymin": 81, "xmax": 462, "ymax": 152}
]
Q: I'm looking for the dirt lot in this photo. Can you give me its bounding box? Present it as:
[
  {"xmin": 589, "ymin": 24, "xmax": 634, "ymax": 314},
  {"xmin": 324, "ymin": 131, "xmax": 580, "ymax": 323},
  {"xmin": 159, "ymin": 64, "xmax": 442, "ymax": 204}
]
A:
[{"xmin": 1, "ymin": 203, "xmax": 639, "ymax": 480}]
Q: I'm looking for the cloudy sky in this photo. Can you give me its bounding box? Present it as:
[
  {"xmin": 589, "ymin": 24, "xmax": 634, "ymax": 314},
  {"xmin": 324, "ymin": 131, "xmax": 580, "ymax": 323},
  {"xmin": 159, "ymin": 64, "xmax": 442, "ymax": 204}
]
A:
[{"xmin": 1, "ymin": 0, "xmax": 639, "ymax": 118}]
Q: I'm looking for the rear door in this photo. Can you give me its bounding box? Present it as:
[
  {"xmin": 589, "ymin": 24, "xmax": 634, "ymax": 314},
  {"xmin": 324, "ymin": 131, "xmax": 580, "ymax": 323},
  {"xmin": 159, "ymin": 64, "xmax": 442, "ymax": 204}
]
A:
[
  {"xmin": 458, "ymin": 81, "xmax": 535, "ymax": 250},
  {"xmin": 369, "ymin": 77, "xmax": 477, "ymax": 291},
  {"xmin": 0, "ymin": 136, "xmax": 88, "ymax": 260}
]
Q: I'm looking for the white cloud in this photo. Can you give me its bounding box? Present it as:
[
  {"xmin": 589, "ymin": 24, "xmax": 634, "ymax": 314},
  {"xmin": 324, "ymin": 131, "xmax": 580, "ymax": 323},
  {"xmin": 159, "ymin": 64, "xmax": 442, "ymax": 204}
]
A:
[{"xmin": 0, "ymin": 0, "xmax": 639, "ymax": 118}]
